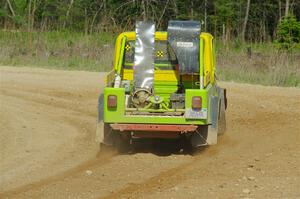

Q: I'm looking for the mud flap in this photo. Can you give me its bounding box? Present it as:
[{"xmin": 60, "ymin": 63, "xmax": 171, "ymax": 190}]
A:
[
  {"xmin": 217, "ymin": 88, "xmax": 226, "ymax": 135},
  {"xmin": 95, "ymin": 94, "xmax": 105, "ymax": 143},
  {"xmin": 207, "ymin": 87, "xmax": 227, "ymax": 145},
  {"xmin": 207, "ymin": 95, "xmax": 219, "ymax": 145}
]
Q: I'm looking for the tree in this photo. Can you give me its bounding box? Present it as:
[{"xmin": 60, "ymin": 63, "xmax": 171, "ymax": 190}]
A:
[
  {"xmin": 0, "ymin": 0, "xmax": 299, "ymax": 44},
  {"xmin": 285, "ymin": 0, "xmax": 289, "ymax": 17},
  {"xmin": 6, "ymin": 0, "xmax": 16, "ymax": 17},
  {"xmin": 63, "ymin": 0, "xmax": 74, "ymax": 29},
  {"xmin": 276, "ymin": 14, "xmax": 300, "ymax": 49},
  {"xmin": 241, "ymin": 0, "xmax": 251, "ymax": 42}
]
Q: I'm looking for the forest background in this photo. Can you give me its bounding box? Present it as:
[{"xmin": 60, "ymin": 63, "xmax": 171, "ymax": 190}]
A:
[{"xmin": 0, "ymin": 0, "xmax": 299, "ymax": 86}]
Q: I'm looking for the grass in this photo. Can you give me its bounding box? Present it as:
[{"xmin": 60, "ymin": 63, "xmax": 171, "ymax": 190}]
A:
[
  {"xmin": 0, "ymin": 30, "xmax": 299, "ymax": 87},
  {"xmin": 216, "ymin": 42, "xmax": 300, "ymax": 87},
  {"xmin": 0, "ymin": 30, "xmax": 116, "ymax": 71}
]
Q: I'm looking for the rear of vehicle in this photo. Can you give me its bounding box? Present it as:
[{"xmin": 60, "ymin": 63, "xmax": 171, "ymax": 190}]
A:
[{"xmin": 97, "ymin": 21, "xmax": 226, "ymax": 151}]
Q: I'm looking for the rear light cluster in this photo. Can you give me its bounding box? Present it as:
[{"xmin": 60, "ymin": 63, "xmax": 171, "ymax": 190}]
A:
[
  {"xmin": 192, "ymin": 96, "xmax": 202, "ymax": 110},
  {"xmin": 107, "ymin": 95, "xmax": 117, "ymax": 108}
]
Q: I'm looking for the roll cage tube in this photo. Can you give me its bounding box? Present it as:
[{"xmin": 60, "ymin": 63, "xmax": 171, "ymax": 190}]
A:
[
  {"xmin": 212, "ymin": 38, "xmax": 216, "ymax": 83},
  {"xmin": 117, "ymin": 36, "xmax": 127, "ymax": 75},
  {"xmin": 200, "ymin": 37, "xmax": 204, "ymax": 89}
]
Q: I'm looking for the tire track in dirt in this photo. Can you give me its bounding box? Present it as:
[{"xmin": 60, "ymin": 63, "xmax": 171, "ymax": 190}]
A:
[
  {"xmin": 99, "ymin": 82, "xmax": 300, "ymax": 198},
  {"xmin": 0, "ymin": 150, "xmax": 117, "ymax": 198},
  {"xmin": 0, "ymin": 67, "xmax": 107, "ymax": 193},
  {"xmin": 102, "ymin": 136, "xmax": 232, "ymax": 199},
  {"xmin": 1, "ymin": 86, "xmax": 96, "ymax": 118},
  {"xmin": 1, "ymin": 67, "xmax": 299, "ymax": 198}
]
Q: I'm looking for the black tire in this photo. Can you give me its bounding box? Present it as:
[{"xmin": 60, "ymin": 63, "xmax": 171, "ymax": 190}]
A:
[
  {"xmin": 114, "ymin": 132, "xmax": 131, "ymax": 154},
  {"xmin": 98, "ymin": 93, "xmax": 131, "ymax": 153},
  {"xmin": 99, "ymin": 142, "xmax": 114, "ymax": 152},
  {"xmin": 189, "ymin": 125, "xmax": 209, "ymax": 148},
  {"xmin": 99, "ymin": 123, "xmax": 115, "ymax": 148},
  {"xmin": 101, "ymin": 124, "xmax": 131, "ymax": 153}
]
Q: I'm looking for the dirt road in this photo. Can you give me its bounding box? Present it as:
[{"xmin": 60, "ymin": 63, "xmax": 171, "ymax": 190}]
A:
[{"xmin": 0, "ymin": 66, "xmax": 299, "ymax": 198}]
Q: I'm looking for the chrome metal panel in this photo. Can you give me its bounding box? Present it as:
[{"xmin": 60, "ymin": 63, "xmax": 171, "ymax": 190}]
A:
[
  {"xmin": 185, "ymin": 108, "xmax": 207, "ymax": 119},
  {"xmin": 167, "ymin": 20, "xmax": 201, "ymax": 74},
  {"xmin": 206, "ymin": 95, "xmax": 219, "ymax": 145},
  {"xmin": 134, "ymin": 21, "xmax": 155, "ymax": 90}
]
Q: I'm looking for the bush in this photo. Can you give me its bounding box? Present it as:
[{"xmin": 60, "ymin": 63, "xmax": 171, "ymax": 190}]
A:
[{"xmin": 276, "ymin": 15, "xmax": 300, "ymax": 50}]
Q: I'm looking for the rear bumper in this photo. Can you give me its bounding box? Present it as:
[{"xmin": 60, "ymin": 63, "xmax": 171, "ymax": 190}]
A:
[
  {"xmin": 103, "ymin": 87, "xmax": 213, "ymax": 125},
  {"xmin": 110, "ymin": 124, "xmax": 197, "ymax": 133}
]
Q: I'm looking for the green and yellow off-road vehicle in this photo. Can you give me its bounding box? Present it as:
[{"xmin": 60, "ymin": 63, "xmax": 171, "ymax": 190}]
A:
[{"xmin": 96, "ymin": 21, "xmax": 227, "ymax": 151}]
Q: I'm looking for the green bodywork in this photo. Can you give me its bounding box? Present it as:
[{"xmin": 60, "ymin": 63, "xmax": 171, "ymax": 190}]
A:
[
  {"xmin": 102, "ymin": 32, "xmax": 219, "ymax": 127},
  {"xmin": 103, "ymin": 84, "xmax": 217, "ymax": 125}
]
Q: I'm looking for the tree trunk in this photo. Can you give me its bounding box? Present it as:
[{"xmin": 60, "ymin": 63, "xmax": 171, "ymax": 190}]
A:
[
  {"xmin": 31, "ymin": 0, "xmax": 37, "ymax": 30},
  {"xmin": 204, "ymin": 0, "xmax": 207, "ymax": 31},
  {"xmin": 6, "ymin": 0, "xmax": 16, "ymax": 17},
  {"xmin": 142, "ymin": 0, "xmax": 147, "ymax": 20},
  {"xmin": 41, "ymin": 16, "xmax": 46, "ymax": 31},
  {"xmin": 157, "ymin": 0, "xmax": 169, "ymax": 28},
  {"xmin": 263, "ymin": 20, "xmax": 267, "ymax": 42},
  {"xmin": 84, "ymin": 7, "xmax": 88, "ymax": 35},
  {"xmin": 278, "ymin": 0, "xmax": 282, "ymax": 21},
  {"xmin": 28, "ymin": 0, "xmax": 32, "ymax": 32},
  {"xmin": 191, "ymin": 1, "xmax": 194, "ymax": 20},
  {"xmin": 63, "ymin": 0, "xmax": 74, "ymax": 29},
  {"xmin": 259, "ymin": 20, "xmax": 263, "ymax": 43},
  {"xmin": 90, "ymin": 6, "xmax": 102, "ymax": 33},
  {"xmin": 285, "ymin": 0, "xmax": 289, "ymax": 17},
  {"xmin": 226, "ymin": 22, "xmax": 231, "ymax": 44},
  {"xmin": 103, "ymin": 0, "xmax": 107, "ymax": 31},
  {"xmin": 4, "ymin": 1, "xmax": 8, "ymax": 29},
  {"xmin": 241, "ymin": 0, "xmax": 251, "ymax": 42},
  {"xmin": 28, "ymin": 0, "xmax": 32, "ymax": 50},
  {"xmin": 214, "ymin": 5, "xmax": 217, "ymax": 37},
  {"xmin": 172, "ymin": 0, "xmax": 178, "ymax": 18},
  {"xmin": 222, "ymin": 23, "xmax": 226, "ymax": 45}
]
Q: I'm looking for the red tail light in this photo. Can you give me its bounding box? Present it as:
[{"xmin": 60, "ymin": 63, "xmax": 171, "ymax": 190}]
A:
[
  {"xmin": 192, "ymin": 96, "xmax": 202, "ymax": 109},
  {"xmin": 107, "ymin": 95, "xmax": 117, "ymax": 108}
]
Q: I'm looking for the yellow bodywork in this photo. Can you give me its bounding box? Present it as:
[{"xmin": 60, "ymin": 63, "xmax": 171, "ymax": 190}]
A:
[{"xmin": 112, "ymin": 31, "xmax": 215, "ymax": 87}]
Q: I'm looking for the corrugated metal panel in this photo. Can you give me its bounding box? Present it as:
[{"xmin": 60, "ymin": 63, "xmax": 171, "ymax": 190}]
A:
[
  {"xmin": 167, "ymin": 20, "xmax": 201, "ymax": 74},
  {"xmin": 134, "ymin": 21, "xmax": 155, "ymax": 90}
]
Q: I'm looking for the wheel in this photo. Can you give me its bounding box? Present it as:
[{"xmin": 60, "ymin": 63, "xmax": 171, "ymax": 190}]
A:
[
  {"xmin": 97, "ymin": 123, "xmax": 115, "ymax": 147},
  {"xmin": 114, "ymin": 132, "xmax": 131, "ymax": 154},
  {"xmin": 99, "ymin": 124, "xmax": 131, "ymax": 153},
  {"xmin": 99, "ymin": 142, "xmax": 114, "ymax": 152},
  {"xmin": 96, "ymin": 93, "xmax": 132, "ymax": 153},
  {"xmin": 189, "ymin": 125, "xmax": 209, "ymax": 148}
]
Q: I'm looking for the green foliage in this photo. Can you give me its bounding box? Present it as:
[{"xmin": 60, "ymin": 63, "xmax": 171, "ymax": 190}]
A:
[
  {"xmin": 1, "ymin": 1, "xmax": 300, "ymax": 88},
  {"xmin": 276, "ymin": 15, "xmax": 300, "ymax": 50},
  {"xmin": 1, "ymin": 0, "xmax": 299, "ymax": 42},
  {"xmin": 12, "ymin": 15, "xmax": 25, "ymax": 26},
  {"xmin": 0, "ymin": 8, "xmax": 8, "ymax": 17}
]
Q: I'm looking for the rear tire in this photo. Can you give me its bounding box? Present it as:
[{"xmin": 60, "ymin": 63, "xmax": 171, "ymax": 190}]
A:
[
  {"xmin": 189, "ymin": 125, "xmax": 209, "ymax": 148},
  {"xmin": 99, "ymin": 142, "xmax": 113, "ymax": 152},
  {"xmin": 100, "ymin": 124, "xmax": 132, "ymax": 153},
  {"xmin": 114, "ymin": 133, "xmax": 131, "ymax": 154}
]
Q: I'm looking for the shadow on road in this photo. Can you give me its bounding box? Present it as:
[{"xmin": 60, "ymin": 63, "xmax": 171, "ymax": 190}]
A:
[{"xmin": 125, "ymin": 138, "xmax": 208, "ymax": 156}]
